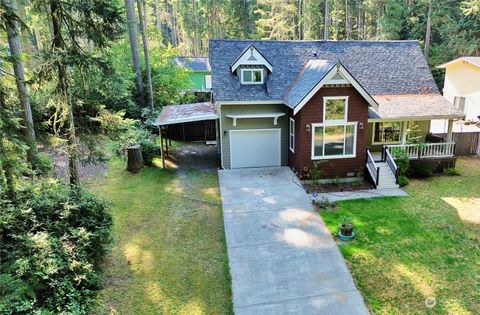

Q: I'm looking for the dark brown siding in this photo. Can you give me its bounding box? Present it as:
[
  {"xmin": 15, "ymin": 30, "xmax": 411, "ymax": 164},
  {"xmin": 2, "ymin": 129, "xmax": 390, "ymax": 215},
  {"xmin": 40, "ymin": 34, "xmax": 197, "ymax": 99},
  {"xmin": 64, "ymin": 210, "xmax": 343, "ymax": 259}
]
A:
[{"xmin": 288, "ymin": 86, "xmax": 369, "ymax": 179}]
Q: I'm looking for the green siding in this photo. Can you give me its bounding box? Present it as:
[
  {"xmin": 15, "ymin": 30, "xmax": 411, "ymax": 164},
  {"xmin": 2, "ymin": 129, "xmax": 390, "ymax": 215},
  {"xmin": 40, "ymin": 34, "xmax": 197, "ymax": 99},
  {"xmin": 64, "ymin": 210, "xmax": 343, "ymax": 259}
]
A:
[
  {"xmin": 188, "ymin": 72, "xmax": 209, "ymax": 91},
  {"xmin": 220, "ymin": 104, "xmax": 289, "ymax": 169},
  {"xmin": 367, "ymin": 120, "xmax": 432, "ymax": 152}
]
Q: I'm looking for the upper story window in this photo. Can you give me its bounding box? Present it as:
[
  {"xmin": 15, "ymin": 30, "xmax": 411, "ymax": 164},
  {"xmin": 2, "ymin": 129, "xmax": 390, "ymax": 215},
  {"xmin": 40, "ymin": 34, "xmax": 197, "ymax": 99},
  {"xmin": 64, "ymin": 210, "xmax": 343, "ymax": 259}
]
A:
[
  {"xmin": 241, "ymin": 68, "xmax": 264, "ymax": 85},
  {"xmin": 324, "ymin": 96, "xmax": 348, "ymax": 122},
  {"xmin": 453, "ymin": 96, "xmax": 466, "ymax": 113}
]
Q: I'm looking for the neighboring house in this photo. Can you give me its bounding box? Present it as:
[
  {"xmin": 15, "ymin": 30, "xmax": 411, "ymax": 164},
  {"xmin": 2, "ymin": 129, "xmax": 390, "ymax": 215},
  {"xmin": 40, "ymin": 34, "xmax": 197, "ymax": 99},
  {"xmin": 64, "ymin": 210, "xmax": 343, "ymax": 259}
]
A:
[
  {"xmin": 209, "ymin": 40, "xmax": 464, "ymax": 188},
  {"xmin": 174, "ymin": 56, "xmax": 212, "ymax": 92},
  {"xmin": 431, "ymin": 57, "xmax": 480, "ymax": 133}
]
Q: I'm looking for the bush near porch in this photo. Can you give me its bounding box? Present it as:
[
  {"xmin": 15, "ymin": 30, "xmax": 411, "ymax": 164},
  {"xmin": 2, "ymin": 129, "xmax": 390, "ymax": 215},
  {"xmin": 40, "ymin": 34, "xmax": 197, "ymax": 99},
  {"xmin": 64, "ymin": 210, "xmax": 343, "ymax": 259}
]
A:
[{"xmin": 321, "ymin": 157, "xmax": 480, "ymax": 314}]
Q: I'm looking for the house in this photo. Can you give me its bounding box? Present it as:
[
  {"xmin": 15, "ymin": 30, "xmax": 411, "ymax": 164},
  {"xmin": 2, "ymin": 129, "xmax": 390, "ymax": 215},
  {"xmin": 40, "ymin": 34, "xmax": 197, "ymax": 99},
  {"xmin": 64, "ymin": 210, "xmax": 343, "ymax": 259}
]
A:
[
  {"xmin": 431, "ymin": 57, "xmax": 480, "ymax": 133},
  {"xmin": 173, "ymin": 56, "xmax": 212, "ymax": 92},
  {"xmin": 208, "ymin": 40, "xmax": 464, "ymax": 188}
]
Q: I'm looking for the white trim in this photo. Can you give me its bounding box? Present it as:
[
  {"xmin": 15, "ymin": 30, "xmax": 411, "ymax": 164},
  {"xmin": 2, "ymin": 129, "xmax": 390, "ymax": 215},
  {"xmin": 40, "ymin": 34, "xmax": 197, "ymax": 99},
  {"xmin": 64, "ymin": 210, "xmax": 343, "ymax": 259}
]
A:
[
  {"xmin": 371, "ymin": 121, "xmax": 402, "ymax": 145},
  {"xmin": 437, "ymin": 57, "xmax": 480, "ymax": 69},
  {"xmin": 229, "ymin": 128, "xmax": 281, "ymax": 169},
  {"xmin": 310, "ymin": 122, "xmax": 358, "ymax": 160},
  {"xmin": 226, "ymin": 112, "xmax": 285, "ymax": 126},
  {"xmin": 293, "ymin": 63, "xmax": 378, "ymax": 115},
  {"xmin": 219, "ymin": 105, "xmax": 224, "ymax": 169},
  {"xmin": 216, "ymin": 100, "xmax": 284, "ymax": 106},
  {"xmin": 289, "ymin": 117, "xmax": 295, "ymax": 153},
  {"xmin": 231, "ymin": 45, "xmax": 273, "ymax": 73},
  {"xmin": 240, "ymin": 68, "xmax": 264, "ymax": 85},
  {"xmin": 323, "ymin": 96, "xmax": 349, "ymax": 123}
]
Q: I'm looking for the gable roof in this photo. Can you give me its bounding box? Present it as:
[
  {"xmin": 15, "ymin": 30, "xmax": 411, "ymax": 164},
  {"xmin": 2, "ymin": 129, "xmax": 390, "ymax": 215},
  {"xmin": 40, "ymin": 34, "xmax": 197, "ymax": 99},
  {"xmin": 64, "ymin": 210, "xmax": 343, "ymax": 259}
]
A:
[
  {"xmin": 283, "ymin": 59, "xmax": 378, "ymax": 113},
  {"xmin": 210, "ymin": 39, "xmax": 439, "ymax": 103},
  {"xmin": 230, "ymin": 45, "xmax": 273, "ymax": 73},
  {"xmin": 174, "ymin": 56, "xmax": 211, "ymax": 72},
  {"xmin": 153, "ymin": 102, "xmax": 217, "ymax": 126},
  {"xmin": 437, "ymin": 57, "xmax": 480, "ymax": 69}
]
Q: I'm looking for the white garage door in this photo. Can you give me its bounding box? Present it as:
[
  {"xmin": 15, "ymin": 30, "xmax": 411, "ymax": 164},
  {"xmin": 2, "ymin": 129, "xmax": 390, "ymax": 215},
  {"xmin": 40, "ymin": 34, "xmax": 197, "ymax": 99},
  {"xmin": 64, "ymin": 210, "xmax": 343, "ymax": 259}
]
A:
[{"xmin": 230, "ymin": 129, "xmax": 281, "ymax": 168}]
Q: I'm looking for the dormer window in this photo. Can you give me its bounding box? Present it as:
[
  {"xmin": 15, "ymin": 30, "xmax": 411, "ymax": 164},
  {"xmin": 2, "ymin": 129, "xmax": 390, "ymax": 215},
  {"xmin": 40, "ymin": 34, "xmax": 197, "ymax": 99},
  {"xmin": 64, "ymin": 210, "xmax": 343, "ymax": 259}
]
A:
[{"xmin": 241, "ymin": 68, "xmax": 264, "ymax": 84}]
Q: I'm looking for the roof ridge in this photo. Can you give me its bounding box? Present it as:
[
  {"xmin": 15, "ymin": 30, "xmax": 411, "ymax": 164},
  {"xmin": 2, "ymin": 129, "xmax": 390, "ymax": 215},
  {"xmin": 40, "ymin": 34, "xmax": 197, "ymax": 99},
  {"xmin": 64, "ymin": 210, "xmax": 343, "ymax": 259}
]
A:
[{"xmin": 209, "ymin": 38, "xmax": 419, "ymax": 43}]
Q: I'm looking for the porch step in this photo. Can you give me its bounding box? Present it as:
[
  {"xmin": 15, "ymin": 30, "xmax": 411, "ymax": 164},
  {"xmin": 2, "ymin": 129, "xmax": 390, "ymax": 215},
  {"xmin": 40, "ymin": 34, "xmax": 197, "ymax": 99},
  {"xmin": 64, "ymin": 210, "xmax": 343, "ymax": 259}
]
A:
[{"xmin": 374, "ymin": 162, "xmax": 400, "ymax": 189}]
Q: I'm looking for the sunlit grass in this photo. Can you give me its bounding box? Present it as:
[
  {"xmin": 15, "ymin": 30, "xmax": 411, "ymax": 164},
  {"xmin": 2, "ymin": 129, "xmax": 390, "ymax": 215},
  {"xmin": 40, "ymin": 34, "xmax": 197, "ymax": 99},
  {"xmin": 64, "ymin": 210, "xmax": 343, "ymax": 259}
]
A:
[
  {"xmin": 88, "ymin": 157, "xmax": 232, "ymax": 314},
  {"xmin": 321, "ymin": 157, "xmax": 480, "ymax": 314}
]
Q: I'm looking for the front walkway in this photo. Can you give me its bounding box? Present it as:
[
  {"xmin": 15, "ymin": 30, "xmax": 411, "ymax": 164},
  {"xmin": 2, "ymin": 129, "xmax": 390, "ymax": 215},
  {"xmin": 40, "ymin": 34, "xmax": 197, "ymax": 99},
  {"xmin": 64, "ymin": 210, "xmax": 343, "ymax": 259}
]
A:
[{"xmin": 218, "ymin": 167, "xmax": 369, "ymax": 315}]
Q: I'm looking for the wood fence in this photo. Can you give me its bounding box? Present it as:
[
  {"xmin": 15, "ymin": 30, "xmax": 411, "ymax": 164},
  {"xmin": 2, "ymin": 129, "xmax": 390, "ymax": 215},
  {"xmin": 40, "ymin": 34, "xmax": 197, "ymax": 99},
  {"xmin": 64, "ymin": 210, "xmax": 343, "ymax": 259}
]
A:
[{"xmin": 436, "ymin": 132, "xmax": 479, "ymax": 156}]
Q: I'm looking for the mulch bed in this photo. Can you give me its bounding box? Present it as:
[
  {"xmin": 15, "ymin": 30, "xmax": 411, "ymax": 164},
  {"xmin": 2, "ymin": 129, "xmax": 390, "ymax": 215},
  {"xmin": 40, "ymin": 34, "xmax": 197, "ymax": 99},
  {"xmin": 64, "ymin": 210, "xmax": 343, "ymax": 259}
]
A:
[{"xmin": 304, "ymin": 180, "xmax": 373, "ymax": 194}]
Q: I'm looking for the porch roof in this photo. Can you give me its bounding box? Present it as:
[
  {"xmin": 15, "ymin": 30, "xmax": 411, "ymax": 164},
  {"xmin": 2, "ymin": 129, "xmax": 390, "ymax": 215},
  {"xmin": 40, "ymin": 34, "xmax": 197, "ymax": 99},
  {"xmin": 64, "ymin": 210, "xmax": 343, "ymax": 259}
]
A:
[
  {"xmin": 153, "ymin": 102, "xmax": 218, "ymax": 126},
  {"xmin": 368, "ymin": 94, "xmax": 465, "ymax": 121}
]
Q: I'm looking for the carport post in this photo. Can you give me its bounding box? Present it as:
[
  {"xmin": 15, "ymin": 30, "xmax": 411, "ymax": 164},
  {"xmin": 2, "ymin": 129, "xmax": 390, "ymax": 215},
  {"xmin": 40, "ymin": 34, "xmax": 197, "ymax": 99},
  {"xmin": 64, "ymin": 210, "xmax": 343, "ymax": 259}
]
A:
[{"xmin": 159, "ymin": 126, "xmax": 165, "ymax": 168}]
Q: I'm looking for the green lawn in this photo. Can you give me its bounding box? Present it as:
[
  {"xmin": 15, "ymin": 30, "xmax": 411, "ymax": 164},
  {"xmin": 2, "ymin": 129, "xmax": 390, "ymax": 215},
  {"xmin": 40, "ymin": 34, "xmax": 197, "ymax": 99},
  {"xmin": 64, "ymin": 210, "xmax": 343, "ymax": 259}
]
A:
[
  {"xmin": 89, "ymin": 157, "xmax": 232, "ymax": 314},
  {"xmin": 321, "ymin": 158, "xmax": 480, "ymax": 315}
]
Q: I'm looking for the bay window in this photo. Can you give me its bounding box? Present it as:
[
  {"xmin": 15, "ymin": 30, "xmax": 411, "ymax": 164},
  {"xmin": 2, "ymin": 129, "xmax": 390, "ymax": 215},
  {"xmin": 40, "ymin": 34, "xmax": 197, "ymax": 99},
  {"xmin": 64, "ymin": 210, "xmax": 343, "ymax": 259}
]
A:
[{"xmin": 311, "ymin": 96, "xmax": 357, "ymax": 159}]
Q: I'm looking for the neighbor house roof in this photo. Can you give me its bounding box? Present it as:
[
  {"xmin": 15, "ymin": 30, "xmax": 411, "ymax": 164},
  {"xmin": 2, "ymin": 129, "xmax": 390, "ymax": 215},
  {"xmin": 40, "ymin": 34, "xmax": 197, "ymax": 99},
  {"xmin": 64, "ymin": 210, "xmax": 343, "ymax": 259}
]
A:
[
  {"xmin": 437, "ymin": 57, "xmax": 480, "ymax": 69},
  {"xmin": 210, "ymin": 39, "xmax": 439, "ymax": 103},
  {"xmin": 153, "ymin": 102, "xmax": 217, "ymax": 126},
  {"xmin": 369, "ymin": 94, "xmax": 465, "ymax": 120},
  {"xmin": 174, "ymin": 56, "xmax": 211, "ymax": 72}
]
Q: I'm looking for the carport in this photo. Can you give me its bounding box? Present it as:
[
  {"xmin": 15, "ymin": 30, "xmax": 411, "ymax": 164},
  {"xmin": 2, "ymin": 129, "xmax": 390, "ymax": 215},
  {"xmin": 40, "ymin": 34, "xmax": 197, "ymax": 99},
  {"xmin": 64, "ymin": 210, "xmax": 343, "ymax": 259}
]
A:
[{"xmin": 153, "ymin": 102, "xmax": 219, "ymax": 168}]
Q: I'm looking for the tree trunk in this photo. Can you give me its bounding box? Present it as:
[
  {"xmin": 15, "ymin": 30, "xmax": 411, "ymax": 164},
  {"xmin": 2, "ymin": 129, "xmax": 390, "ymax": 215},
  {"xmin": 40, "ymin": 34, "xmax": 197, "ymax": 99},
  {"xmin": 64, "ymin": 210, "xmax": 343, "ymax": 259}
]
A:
[
  {"xmin": 50, "ymin": 0, "xmax": 80, "ymax": 186},
  {"xmin": 127, "ymin": 144, "xmax": 143, "ymax": 173},
  {"xmin": 192, "ymin": 0, "xmax": 200, "ymax": 55},
  {"xmin": 357, "ymin": 0, "xmax": 363, "ymax": 39},
  {"xmin": 125, "ymin": 0, "xmax": 145, "ymax": 105},
  {"xmin": 34, "ymin": 27, "xmax": 42, "ymax": 50},
  {"xmin": 2, "ymin": 0, "xmax": 37, "ymax": 165},
  {"xmin": 0, "ymin": 80, "xmax": 16, "ymax": 200},
  {"xmin": 324, "ymin": 0, "xmax": 329, "ymax": 39},
  {"xmin": 334, "ymin": 0, "xmax": 339, "ymax": 39},
  {"xmin": 424, "ymin": 0, "xmax": 432, "ymax": 58},
  {"xmin": 298, "ymin": 0, "xmax": 303, "ymax": 40},
  {"xmin": 345, "ymin": 0, "xmax": 352, "ymax": 39},
  {"xmin": 136, "ymin": 0, "xmax": 154, "ymax": 112}
]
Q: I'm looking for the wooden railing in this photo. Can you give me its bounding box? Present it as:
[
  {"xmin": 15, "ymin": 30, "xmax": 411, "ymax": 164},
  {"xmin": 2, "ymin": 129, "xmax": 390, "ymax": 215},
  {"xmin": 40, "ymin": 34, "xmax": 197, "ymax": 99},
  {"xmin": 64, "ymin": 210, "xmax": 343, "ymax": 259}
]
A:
[
  {"xmin": 366, "ymin": 149, "xmax": 379, "ymax": 187},
  {"xmin": 384, "ymin": 147, "xmax": 399, "ymax": 184},
  {"xmin": 385, "ymin": 142, "xmax": 455, "ymax": 159}
]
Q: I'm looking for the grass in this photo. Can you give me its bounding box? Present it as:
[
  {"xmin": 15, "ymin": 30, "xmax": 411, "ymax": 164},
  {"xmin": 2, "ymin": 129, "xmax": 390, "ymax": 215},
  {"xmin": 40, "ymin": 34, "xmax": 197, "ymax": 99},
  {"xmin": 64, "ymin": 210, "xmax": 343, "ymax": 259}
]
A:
[
  {"xmin": 320, "ymin": 157, "xmax": 480, "ymax": 314},
  {"xmin": 88, "ymin": 157, "xmax": 232, "ymax": 314}
]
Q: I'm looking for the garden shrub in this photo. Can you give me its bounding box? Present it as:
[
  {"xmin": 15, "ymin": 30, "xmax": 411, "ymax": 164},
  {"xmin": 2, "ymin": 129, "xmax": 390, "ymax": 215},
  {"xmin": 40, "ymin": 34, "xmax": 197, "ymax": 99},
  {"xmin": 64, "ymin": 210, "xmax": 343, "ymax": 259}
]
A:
[
  {"xmin": 0, "ymin": 181, "xmax": 112, "ymax": 314},
  {"xmin": 445, "ymin": 167, "xmax": 460, "ymax": 176},
  {"xmin": 33, "ymin": 152, "xmax": 54, "ymax": 175},
  {"xmin": 410, "ymin": 160, "xmax": 433, "ymax": 178},
  {"xmin": 398, "ymin": 175, "xmax": 410, "ymax": 187},
  {"xmin": 114, "ymin": 124, "xmax": 159, "ymax": 166},
  {"xmin": 392, "ymin": 148, "xmax": 410, "ymax": 176}
]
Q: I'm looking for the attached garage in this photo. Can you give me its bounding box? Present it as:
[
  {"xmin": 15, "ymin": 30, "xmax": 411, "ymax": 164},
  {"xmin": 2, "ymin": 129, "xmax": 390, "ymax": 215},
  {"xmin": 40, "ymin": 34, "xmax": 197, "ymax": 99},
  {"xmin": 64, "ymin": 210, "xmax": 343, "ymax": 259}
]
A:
[{"xmin": 229, "ymin": 129, "xmax": 281, "ymax": 168}]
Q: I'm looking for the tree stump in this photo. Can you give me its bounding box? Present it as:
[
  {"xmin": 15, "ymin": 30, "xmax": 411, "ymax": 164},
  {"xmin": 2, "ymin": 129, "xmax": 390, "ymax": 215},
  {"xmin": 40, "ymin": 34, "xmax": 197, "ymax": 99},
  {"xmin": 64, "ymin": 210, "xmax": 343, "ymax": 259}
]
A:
[{"xmin": 127, "ymin": 144, "xmax": 143, "ymax": 173}]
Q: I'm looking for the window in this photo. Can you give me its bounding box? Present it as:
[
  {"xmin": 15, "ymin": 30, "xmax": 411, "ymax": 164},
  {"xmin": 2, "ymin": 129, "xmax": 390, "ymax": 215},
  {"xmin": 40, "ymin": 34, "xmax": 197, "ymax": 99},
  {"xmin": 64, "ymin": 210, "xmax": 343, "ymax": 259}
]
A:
[
  {"xmin": 454, "ymin": 96, "xmax": 466, "ymax": 113},
  {"xmin": 373, "ymin": 122, "xmax": 402, "ymax": 144},
  {"xmin": 324, "ymin": 97, "xmax": 348, "ymax": 122},
  {"xmin": 241, "ymin": 68, "xmax": 263, "ymax": 84},
  {"xmin": 289, "ymin": 118, "xmax": 295, "ymax": 152},
  {"xmin": 312, "ymin": 96, "xmax": 356, "ymax": 159},
  {"xmin": 205, "ymin": 74, "xmax": 212, "ymax": 89},
  {"xmin": 312, "ymin": 123, "xmax": 357, "ymax": 159}
]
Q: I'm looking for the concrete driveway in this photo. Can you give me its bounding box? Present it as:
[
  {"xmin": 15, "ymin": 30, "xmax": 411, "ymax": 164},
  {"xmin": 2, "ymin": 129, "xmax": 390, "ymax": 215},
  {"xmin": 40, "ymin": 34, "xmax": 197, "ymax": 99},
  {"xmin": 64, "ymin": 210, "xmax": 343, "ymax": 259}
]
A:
[{"xmin": 218, "ymin": 167, "xmax": 369, "ymax": 315}]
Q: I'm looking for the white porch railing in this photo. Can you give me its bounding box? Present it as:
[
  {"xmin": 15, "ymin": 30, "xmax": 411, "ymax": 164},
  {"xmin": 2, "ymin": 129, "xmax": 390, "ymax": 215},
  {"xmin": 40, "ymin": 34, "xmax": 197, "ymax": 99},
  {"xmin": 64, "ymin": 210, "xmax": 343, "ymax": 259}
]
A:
[
  {"xmin": 366, "ymin": 149, "xmax": 379, "ymax": 187},
  {"xmin": 385, "ymin": 142, "xmax": 456, "ymax": 159}
]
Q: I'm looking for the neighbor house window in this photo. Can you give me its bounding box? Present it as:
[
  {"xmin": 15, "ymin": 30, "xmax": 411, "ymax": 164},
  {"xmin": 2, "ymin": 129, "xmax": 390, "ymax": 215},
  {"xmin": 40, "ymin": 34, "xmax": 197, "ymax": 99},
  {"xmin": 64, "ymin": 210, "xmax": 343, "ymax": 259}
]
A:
[
  {"xmin": 373, "ymin": 121, "xmax": 402, "ymax": 144},
  {"xmin": 311, "ymin": 97, "xmax": 356, "ymax": 159},
  {"xmin": 241, "ymin": 68, "xmax": 263, "ymax": 84},
  {"xmin": 453, "ymin": 96, "xmax": 466, "ymax": 113},
  {"xmin": 289, "ymin": 118, "xmax": 295, "ymax": 152}
]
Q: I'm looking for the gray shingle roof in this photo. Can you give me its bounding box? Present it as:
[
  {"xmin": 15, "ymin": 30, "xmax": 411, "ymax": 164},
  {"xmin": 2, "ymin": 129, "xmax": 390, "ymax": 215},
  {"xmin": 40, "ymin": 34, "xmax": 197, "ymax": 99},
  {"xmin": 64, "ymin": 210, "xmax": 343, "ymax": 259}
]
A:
[
  {"xmin": 209, "ymin": 39, "xmax": 439, "ymax": 102},
  {"xmin": 174, "ymin": 56, "xmax": 211, "ymax": 72},
  {"xmin": 283, "ymin": 59, "xmax": 337, "ymax": 108}
]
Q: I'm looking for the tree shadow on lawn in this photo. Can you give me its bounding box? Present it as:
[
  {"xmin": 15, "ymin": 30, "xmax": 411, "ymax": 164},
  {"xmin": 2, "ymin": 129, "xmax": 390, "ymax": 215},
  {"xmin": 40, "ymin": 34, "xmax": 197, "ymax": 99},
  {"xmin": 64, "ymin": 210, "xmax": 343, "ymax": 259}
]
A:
[
  {"xmin": 320, "ymin": 158, "xmax": 480, "ymax": 314},
  {"xmin": 90, "ymin": 157, "xmax": 232, "ymax": 315}
]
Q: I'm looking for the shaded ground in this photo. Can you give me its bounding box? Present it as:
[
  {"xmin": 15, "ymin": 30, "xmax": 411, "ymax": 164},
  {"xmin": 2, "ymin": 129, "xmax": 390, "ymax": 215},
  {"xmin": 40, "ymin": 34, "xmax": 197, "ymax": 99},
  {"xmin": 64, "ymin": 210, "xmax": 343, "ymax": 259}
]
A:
[
  {"xmin": 88, "ymin": 145, "xmax": 232, "ymax": 315},
  {"xmin": 164, "ymin": 142, "xmax": 219, "ymax": 171},
  {"xmin": 320, "ymin": 157, "xmax": 480, "ymax": 314}
]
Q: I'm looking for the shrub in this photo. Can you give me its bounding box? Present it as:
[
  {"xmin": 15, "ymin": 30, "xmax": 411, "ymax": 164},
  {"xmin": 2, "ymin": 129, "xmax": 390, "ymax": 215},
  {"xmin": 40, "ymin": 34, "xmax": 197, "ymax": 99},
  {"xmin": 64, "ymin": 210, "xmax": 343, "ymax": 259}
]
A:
[
  {"xmin": 33, "ymin": 152, "xmax": 53, "ymax": 175},
  {"xmin": 410, "ymin": 160, "xmax": 433, "ymax": 178},
  {"xmin": 392, "ymin": 148, "xmax": 410, "ymax": 176},
  {"xmin": 0, "ymin": 181, "xmax": 112, "ymax": 314},
  {"xmin": 114, "ymin": 125, "xmax": 159, "ymax": 165},
  {"xmin": 398, "ymin": 175, "xmax": 410, "ymax": 187},
  {"xmin": 445, "ymin": 167, "xmax": 460, "ymax": 176}
]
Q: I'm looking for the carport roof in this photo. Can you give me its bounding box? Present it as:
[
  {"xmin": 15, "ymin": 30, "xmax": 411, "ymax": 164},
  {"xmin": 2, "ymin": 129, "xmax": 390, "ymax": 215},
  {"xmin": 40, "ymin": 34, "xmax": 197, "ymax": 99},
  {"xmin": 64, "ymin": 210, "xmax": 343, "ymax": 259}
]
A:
[{"xmin": 153, "ymin": 102, "xmax": 218, "ymax": 126}]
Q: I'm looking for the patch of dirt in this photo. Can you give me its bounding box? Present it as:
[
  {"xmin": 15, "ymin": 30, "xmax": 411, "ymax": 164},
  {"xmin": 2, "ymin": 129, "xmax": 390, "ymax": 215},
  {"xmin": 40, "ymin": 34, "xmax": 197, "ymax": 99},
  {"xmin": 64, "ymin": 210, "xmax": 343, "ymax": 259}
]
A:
[
  {"xmin": 166, "ymin": 142, "xmax": 219, "ymax": 171},
  {"xmin": 304, "ymin": 180, "xmax": 372, "ymax": 194}
]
